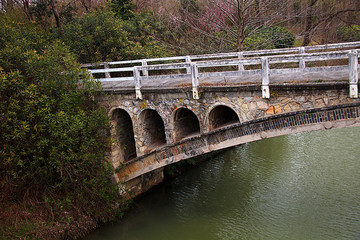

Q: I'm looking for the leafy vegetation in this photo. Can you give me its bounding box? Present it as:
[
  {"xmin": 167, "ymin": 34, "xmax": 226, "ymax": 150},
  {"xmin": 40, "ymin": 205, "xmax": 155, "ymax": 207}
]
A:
[
  {"xmin": 54, "ymin": 8, "xmax": 172, "ymax": 63},
  {"xmin": 336, "ymin": 25, "xmax": 360, "ymax": 42},
  {"xmin": 0, "ymin": 17, "xmax": 122, "ymax": 239},
  {"xmin": 110, "ymin": 0, "xmax": 136, "ymax": 20},
  {"xmin": 244, "ymin": 26, "xmax": 296, "ymax": 50}
]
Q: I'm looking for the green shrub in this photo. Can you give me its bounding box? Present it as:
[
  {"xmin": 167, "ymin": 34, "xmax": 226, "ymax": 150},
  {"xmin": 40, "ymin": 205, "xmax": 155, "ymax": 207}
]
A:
[
  {"xmin": 336, "ymin": 25, "xmax": 360, "ymax": 42},
  {"xmin": 0, "ymin": 18, "xmax": 120, "ymax": 228},
  {"xmin": 55, "ymin": 9, "xmax": 172, "ymax": 63},
  {"xmin": 110, "ymin": 0, "xmax": 136, "ymax": 20},
  {"xmin": 244, "ymin": 26, "xmax": 295, "ymax": 50}
]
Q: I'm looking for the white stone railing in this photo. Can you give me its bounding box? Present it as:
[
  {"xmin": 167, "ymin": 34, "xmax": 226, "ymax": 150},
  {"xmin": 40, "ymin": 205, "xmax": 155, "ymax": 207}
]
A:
[{"xmin": 82, "ymin": 42, "xmax": 360, "ymax": 99}]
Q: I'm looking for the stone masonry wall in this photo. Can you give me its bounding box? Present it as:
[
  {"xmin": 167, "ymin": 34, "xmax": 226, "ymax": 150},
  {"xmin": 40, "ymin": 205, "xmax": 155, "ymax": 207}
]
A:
[{"xmin": 99, "ymin": 86, "xmax": 358, "ymax": 161}]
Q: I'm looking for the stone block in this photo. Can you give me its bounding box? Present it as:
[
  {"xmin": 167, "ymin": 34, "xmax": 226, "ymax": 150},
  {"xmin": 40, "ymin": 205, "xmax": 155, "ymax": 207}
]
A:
[
  {"xmin": 302, "ymin": 102, "xmax": 313, "ymax": 109},
  {"xmin": 274, "ymin": 105, "xmax": 282, "ymax": 114},
  {"xmin": 283, "ymin": 104, "xmax": 292, "ymax": 112},
  {"xmin": 290, "ymin": 102, "xmax": 302, "ymax": 111},
  {"xmin": 256, "ymin": 101, "xmax": 269, "ymax": 110},
  {"xmin": 314, "ymin": 98, "xmax": 325, "ymax": 108},
  {"xmin": 249, "ymin": 102, "xmax": 257, "ymax": 111},
  {"xmin": 241, "ymin": 103, "xmax": 249, "ymax": 111},
  {"xmin": 280, "ymin": 98, "xmax": 292, "ymax": 104},
  {"xmin": 266, "ymin": 106, "xmax": 275, "ymax": 115}
]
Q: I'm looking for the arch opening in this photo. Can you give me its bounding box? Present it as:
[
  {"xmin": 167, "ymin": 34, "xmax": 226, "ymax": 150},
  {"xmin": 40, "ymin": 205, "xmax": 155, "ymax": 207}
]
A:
[
  {"xmin": 209, "ymin": 105, "xmax": 240, "ymax": 131},
  {"xmin": 173, "ymin": 108, "xmax": 200, "ymax": 141},
  {"xmin": 140, "ymin": 109, "xmax": 167, "ymax": 150},
  {"xmin": 112, "ymin": 109, "xmax": 137, "ymax": 162}
]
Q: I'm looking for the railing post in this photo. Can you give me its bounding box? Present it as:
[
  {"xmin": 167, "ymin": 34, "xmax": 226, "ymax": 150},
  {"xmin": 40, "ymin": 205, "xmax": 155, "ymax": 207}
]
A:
[
  {"xmin": 141, "ymin": 60, "xmax": 148, "ymax": 76},
  {"xmin": 133, "ymin": 66, "xmax": 143, "ymax": 100},
  {"xmin": 191, "ymin": 62, "xmax": 199, "ymax": 99},
  {"xmin": 104, "ymin": 62, "xmax": 111, "ymax": 78},
  {"xmin": 299, "ymin": 47, "xmax": 306, "ymax": 69},
  {"xmin": 185, "ymin": 56, "xmax": 191, "ymax": 74},
  {"xmin": 261, "ymin": 57, "xmax": 270, "ymax": 99},
  {"xmin": 349, "ymin": 50, "xmax": 358, "ymax": 98},
  {"xmin": 238, "ymin": 52, "xmax": 244, "ymax": 71}
]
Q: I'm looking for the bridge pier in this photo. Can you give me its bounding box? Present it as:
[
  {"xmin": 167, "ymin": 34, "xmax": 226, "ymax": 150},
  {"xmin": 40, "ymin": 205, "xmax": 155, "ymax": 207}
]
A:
[{"xmin": 124, "ymin": 168, "xmax": 164, "ymax": 198}]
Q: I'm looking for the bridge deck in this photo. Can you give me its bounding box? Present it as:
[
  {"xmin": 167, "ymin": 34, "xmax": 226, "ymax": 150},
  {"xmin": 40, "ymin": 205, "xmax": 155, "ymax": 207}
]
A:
[{"xmin": 102, "ymin": 69, "xmax": 356, "ymax": 91}]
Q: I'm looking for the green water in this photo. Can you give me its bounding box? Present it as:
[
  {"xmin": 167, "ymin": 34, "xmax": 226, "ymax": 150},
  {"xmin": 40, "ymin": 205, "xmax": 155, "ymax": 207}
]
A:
[{"xmin": 87, "ymin": 127, "xmax": 360, "ymax": 240}]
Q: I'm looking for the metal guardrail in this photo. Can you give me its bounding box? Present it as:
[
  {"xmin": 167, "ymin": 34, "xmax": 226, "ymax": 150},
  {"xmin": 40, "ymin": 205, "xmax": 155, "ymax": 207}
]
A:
[{"xmin": 82, "ymin": 42, "xmax": 360, "ymax": 99}]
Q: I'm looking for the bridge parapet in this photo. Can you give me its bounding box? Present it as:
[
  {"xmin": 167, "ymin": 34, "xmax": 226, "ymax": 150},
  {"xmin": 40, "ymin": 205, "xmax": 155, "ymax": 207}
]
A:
[{"xmin": 84, "ymin": 42, "xmax": 360, "ymax": 99}]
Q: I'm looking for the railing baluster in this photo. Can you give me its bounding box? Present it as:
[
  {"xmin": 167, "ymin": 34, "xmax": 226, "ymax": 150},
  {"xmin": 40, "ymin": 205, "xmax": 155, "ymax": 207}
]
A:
[
  {"xmin": 191, "ymin": 63, "xmax": 199, "ymax": 99},
  {"xmin": 104, "ymin": 62, "xmax": 111, "ymax": 78},
  {"xmin": 261, "ymin": 57, "xmax": 270, "ymax": 99},
  {"xmin": 186, "ymin": 56, "xmax": 191, "ymax": 74},
  {"xmin": 299, "ymin": 47, "xmax": 306, "ymax": 69},
  {"xmin": 349, "ymin": 50, "xmax": 359, "ymax": 98},
  {"xmin": 238, "ymin": 52, "xmax": 244, "ymax": 71},
  {"xmin": 142, "ymin": 60, "xmax": 148, "ymax": 76},
  {"xmin": 133, "ymin": 66, "xmax": 142, "ymax": 99}
]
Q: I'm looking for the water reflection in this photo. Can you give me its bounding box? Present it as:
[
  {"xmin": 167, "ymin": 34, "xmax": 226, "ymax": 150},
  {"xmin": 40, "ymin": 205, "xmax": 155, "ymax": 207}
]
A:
[{"xmin": 86, "ymin": 127, "xmax": 360, "ymax": 240}]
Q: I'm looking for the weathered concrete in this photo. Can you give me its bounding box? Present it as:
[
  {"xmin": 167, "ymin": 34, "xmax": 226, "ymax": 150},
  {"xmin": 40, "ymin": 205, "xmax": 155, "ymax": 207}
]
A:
[{"xmin": 98, "ymin": 82, "xmax": 360, "ymax": 197}]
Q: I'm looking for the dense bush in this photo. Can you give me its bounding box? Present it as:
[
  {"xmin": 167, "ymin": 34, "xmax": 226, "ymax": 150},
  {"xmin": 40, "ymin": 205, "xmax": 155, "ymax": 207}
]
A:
[
  {"xmin": 55, "ymin": 9, "xmax": 172, "ymax": 63},
  {"xmin": 110, "ymin": 0, "xmax": 136, "ymax": 20},
  {"xmin": 244, "ymin": 26, "xmax": 295, "ymax": 50},
  {"xmin": 336, "ymin": 25, "xmax": 360, "ymax": 42},
  {"xmin": 0, "ymin": 18, "xmax": 120, "ymax": 238}
]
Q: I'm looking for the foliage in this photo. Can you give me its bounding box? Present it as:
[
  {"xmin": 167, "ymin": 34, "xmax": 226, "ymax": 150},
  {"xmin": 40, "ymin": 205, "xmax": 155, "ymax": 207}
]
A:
[
  {"xmin": 0, "ymin": 18, "xmax": 120, "ymax": 237},
  {"xmin": 30, "ymin": 0, "xmax": 53, "ymax": 28},
  {"xmin": 121, "ymin": 10, "xmax": 174, "ymax": 59},
  {"xmin": 110, "ymin": 0, "xmax": 136, "ymax": 20},
  {"xmin": 56, "ymin": 9, "xmax": 172, "ymax": 63},
  {"xmin": 0, "ymin": 18, "xmax": 50, "ymax": 71},
  {"xmin": 244, "ymin": 26, "xmax": 295, "ymax": 50},
  {"xmin": 336, "ymin": 25, "xmax": 360, "ymax": 42}
]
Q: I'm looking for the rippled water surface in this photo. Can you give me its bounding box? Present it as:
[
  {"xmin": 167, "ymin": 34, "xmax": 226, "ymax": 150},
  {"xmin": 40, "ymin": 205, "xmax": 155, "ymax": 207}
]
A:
[{"xmin": 87, "ymin": 127, "xmax": 360, "ymax": 240}]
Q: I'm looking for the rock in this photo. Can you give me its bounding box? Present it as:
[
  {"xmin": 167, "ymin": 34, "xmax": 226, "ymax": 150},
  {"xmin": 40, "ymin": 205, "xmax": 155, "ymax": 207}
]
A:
[
  {"xmin": 241, "ymin": 103, "xmax": 249, "ymax": 111},
  {"xmin": 249, "ymin": 102, "xmax": 257, "ymax": 111},
  {"xmin": 290, "ymin": 102, "xmax": 302, "ymax": 110},
  {"xmin": 283, "ymin": 104, "xmax": 292, "ymax": 112},
  {"xmin": 266, "ymin": 106, "xmax": 275, "ymax": 115},
  {"xmin": 314, "ymin": 98, "xmax": 325, "ymax": 108},
  {"xmin": 257, "ymin": 101, "xmax": 269, "ymax": 110},
  {"xmin": 274, "ymin": 105, "xmax": 282, "ymax": 114}
]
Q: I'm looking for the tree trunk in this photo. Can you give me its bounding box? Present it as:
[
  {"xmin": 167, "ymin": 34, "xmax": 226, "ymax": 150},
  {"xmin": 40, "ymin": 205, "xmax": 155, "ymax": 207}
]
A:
[
  {"xmin": 81, "ymin": 0, "xmax": 89, "ymax": 12},
  {"xmin": 50, "ymin": 0, "xmax": 63, "ymax": 36},
  {"xmin": 302, "ymin": 0, "xmax": 318, "ymax": 46},
  {"xmin": 236, "ymin": 0, "xmax": 245, "ymax": 51},
  {"xmin": 237, "ymin": 32, "xmax": 245, "ymax": 51},
  {"xmin": 22, "ymin": 0, "xmax": 33, "ymax": 20}
]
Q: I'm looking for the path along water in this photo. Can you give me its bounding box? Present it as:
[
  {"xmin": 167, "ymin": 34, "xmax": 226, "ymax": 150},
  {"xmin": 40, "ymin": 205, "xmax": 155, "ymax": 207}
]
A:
[{"xmin": 86, "ymin": 127, "xmax": 360, "ymax": 240}]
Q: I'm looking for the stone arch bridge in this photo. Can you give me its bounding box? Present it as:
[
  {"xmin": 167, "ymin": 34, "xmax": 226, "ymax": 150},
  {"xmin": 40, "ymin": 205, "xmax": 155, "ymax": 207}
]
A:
[{"xmin": 85, "ymin": 42, "xmax": 360, "ymax": 197}]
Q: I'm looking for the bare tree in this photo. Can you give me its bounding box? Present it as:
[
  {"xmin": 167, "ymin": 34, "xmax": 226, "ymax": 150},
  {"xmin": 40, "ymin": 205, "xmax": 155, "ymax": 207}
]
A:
[
  {"xmin": 300, "ymin": 0, "xmax": 360, "ymax": 46},
  {"xmin": 170, "ymin": 0, "xmax": 292, "ymax": 52}
]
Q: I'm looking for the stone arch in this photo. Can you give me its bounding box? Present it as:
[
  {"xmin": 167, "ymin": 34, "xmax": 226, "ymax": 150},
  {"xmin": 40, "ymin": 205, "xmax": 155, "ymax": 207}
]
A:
[
  {"xmin": 139, "ymin": 109, "xmax": 167, "ymax": 151},
  {"xmin": 112, "ymin": 108, "xmax": 137, "ymax": 162},
  {"xmin": 173, "ymin": 108, "xmax": 200, "ymax": 141},
  {"xmin": 208, "ymin": 105, "xmax": 240, "ymax": 131}
]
